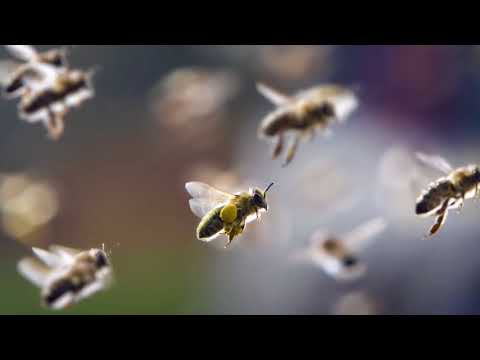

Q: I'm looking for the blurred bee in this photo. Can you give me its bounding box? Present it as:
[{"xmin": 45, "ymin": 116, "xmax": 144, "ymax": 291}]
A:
[
  {"xmin": 332, "ymin": 291, "xmax": 380, "ymax": 315},
  {"xmin": 0, "ymin": 45, "xmax": 68, "ymax": 99},
  {"xmin": 415, "ymin": 153, "xmax": 480, "ymax": 237},
  {"xmin": 0, "ymin": 173, "xmax": 59, "ymax": 241},
  {"xmin": 18, "ymin": 245, "xmax": 113, "ymax": 310},
  {"xmin": 291, "ymin": 218, "xmax": 387, "ymax": 282},
  {"xmin": 186, "ymin": 182, "xmax": 274, "ymax": 248},
  {"xmin": 257, "ymin": 83, "xmax": 358, "ymax": 166},
  {"xmin": 16, "ymin": 62, "xmax": 95, "ymax": 140}
]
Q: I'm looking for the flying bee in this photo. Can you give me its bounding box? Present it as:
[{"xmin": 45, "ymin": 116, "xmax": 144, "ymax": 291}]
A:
[
  {"xmin": 186, "ymin": 181, "xmax": 274, "ymax": 248},
  {"xmin": 257, "ymin": 82, "xmax": 358, "ymax": 166},
  {"xmin": 291, "ymin": 218, "xmax": 387, "ymax": 282},
  {"xmin": 415, "ymin": 153, "xmax": 480, "ymax": 237},
  {"xmin": 16, "ymin": 62, "xmax": 95, "ymax": 140},
  {"xmin": 18, "ymin": 245, "xmax": 113, "ymax": 310},
  {"xmin": 0, "ymin": 45, "xmax": 68, "ymax": 99}
]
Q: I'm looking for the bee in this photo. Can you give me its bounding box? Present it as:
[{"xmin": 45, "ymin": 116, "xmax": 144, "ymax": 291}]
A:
[
  {"xmin": 18, "ymin": 245, "xmax": 113, "ymax": 310},
  {"xmin": 291, "ymin": 218, "xmax": 387, "ymax": 282},
  {"xmin": 0, "ymin": 45, "xmax": 68, "ymax": 99},
  {"xmin": 186, "ymin": 181, "xmax": 274, "ymax": 248},
  {"xmin": 415, "ymin": 153, "xmax": 480, "ymax": 237},
  {"xmin": 257, "ymin": 82, "xmax": 358, "ymax": 166},
  {"xmin": 16, "ymin": 62, "xmax": 95, "ymax": 140}
]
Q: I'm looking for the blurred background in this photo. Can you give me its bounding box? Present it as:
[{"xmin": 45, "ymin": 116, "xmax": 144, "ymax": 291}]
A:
[{"xmin": 1, "ymin": 45, "xmax": 480, "ymax": 315}]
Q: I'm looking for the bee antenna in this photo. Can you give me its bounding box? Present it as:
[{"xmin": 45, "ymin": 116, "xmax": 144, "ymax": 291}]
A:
[{"xmin": 264, "ymin": 182, "xmax": 274, "ymax": 195}]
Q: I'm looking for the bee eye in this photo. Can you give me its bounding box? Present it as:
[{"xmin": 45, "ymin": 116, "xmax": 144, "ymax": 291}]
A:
[
  {"xmin": 95, "ymin": 252, "xmax": 109, "ymax": 269},
  {"xmin": 253, "ymin": 194, "xmax": 263, "ymax": 206}
]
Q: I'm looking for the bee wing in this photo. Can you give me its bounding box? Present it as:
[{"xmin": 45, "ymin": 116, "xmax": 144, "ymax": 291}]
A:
[
  {"xmin": 189, "ymin": 199, "xmax": 221, "ymax": 219},
  {"xmin": 49, "ymin": 245, "xmax": 81, "ymax": 263},
  {"xmin": 17, "ymin": 257, "xmax": 51, "ymax": 288},
  {"xmin": 186, "ymin": 182, "xmax": 233, "ymax": 203},
  {"xmin": 342, "ymin": 218, "xmax": 388, "ymax": 253},
  {"xmin": 415, "ymin": 152, "xmax": 453, "ymax": 175},
  {"xmin": 32, "ymin": 247, "xmax": 71, "ymax": 268},
  {"xmin": 256, "ymin": 82, "xmax": 292, "ymax": 106},
  {"xmin": 5, "ymin": 45, "xmax": 38, "ymax": 62},
  {"xmin": 0, "ymin": 60, "xmax": 19, "ymax": 84}
]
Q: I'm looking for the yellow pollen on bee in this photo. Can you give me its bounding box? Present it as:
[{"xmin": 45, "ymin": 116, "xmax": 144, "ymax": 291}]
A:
[{"xmin": 220, "ymin": 204, "xmax": 237, "ymax": 224}]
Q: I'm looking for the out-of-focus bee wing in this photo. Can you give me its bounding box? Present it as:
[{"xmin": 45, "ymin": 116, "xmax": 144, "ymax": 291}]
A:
[
  {"xmin": 256, "ymin": 82, "xmax": 292, "ymax": 106},
  {"xmin": 32, "ymin": 247, "xmax": 70, "ymax": 268},
  {"xmin": 49, "ymin": 245, "xmax": 81, "ymax": 263},
  {"xmin": 343, "ymin": 218, "xmax": 388, "ymax": 253},
  {"xmin": 415, "ymin": 153, "xmax": 453, "ymax": 175},
  {"xmin": 17, "ymin": 257, "xmax": 51, "ymax": 288},
  {"xmin": 0, "ymin": 61, "xmax": 18, "ymax": 84},
  {"xmin": 5, "ymin": 45, "xmax": 38, "ymax": 62},
  {"xmin": 26, "ymin": 62, "xmax": 58, "ymax": 84}
]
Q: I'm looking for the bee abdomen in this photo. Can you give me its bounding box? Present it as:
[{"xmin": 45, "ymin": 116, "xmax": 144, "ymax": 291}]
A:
[
  {"xmin": 44, "ymin": 279, "xmax": 81, "ymax": 308},
  {"xmin": 260, "ymin": 109, "xmax": 298, "ymax": 137},
  {"xmin": 197, "ymin": 208, "xmax": 224, "ymax": 240},
  {"xmin": 416, "ymin": 180, "xmax": 454, "ymax": 215},
  {"xmin": 4, "ymin": 77, "xmax": 24, "ymax": 96}
]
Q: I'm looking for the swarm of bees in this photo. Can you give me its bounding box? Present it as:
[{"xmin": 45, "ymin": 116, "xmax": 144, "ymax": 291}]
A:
[
  {"xmin": 0, "ymin": 45, "xmax": 95, "ymax": 140},
  {"xmin": 1, "ymin": 45, "xmax": 478, "ymax": 314}
]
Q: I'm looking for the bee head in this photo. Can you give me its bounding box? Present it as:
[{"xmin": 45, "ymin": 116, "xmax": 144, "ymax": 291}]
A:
[
  {"xmin": 310, "ymin": 101, "xmax": 336, "ymax": 121},
  {"xmin": 90, "ymin": 249, "xmax": 110, "ymax": 270},
  {"xmin": 474, "ymin": 166, "xmax": 480, "ymax": 183},
  {"xmin": 251, "ymin": 183, "xmax": 274, "ymax": 211}
]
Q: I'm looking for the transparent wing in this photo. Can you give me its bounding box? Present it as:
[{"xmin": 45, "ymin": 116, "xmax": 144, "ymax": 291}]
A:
[
  {"xmin": 343, "ymin": 218, "xmax": 388, "ymax": 253},
  {"xmin": 186, "ymin": 182, "xmax": 233, "ymax": 203},
  {"xmin": 17, "ymin": 257, "xmax": 51, "ymax": 288},
  {"xmin": 5, "ymin": 45, "xmax": 38, "ymax": 62},
  {"xmin": 415, "ymin": 152, "xmax": 453, "ymax": 175},
  {"xmin": 256, "ymin": 82, "xmax": 292, "ymax": 106},
  {"xmin": 189, "ymin": 199, "xmax": 220, "ymax": 219},
  {"xmin": 32, "ymin": 247, "xmax": 69, "ymax": 268}
]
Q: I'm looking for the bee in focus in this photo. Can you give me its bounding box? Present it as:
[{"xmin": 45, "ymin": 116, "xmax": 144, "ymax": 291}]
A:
[
  {"xmin": 291, "ymin": 218, "xmax": 387, "ymax": 282},
  {"xmin": 257, "ymin": 83, "xmax": 358, "ymax": 167},
  {"xmin": 415, "ymin": 153, "xmax": 480, "ymax": 237},
  {"xmin": 18, "ymin": 245, "xmax": 113, "ymax": 310},
  {"xmin": 0, "ymin": 45, "xmax": 68, "ymax": 99},
  {"xmin": 186, "ymin": 181, "xmax": 274, "ymax": 248}
]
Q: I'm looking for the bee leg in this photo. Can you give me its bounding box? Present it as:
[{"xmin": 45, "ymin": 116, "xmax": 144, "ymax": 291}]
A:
[
  {"xmin": 272, "ymin": 133, "xmax": 284, "ymax": 160},
  {"xmin": 283, "ymin": 134, "xmax": 300, "ymax": 167},
  {"xmin": 45, "ymin": 110, "xmax": 65, "ymax": 141},
  {"xmin": 425, "ymin": 199, "xmax": 450, "ymax": 238},
  {"xmin": 306, "ymin": 128, "xmax": 316, "ymax": 143},
  {"xmin": 456, "ymin": 197, "xmax": 465, "ymax": 214}
]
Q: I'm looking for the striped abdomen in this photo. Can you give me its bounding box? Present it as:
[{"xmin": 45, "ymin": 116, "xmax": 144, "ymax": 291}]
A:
[
  {"xmin": 197, "ymin": 207, "xmax": 225, "ymax": 240},
  {"xmin": 416, "ymin": 179, "xmax": 455, "ymax": 216},
  {"xmin": 260, "ymin": 104, "xmax": 333, "ymax": 137},
  {"xmin": 20, "ymin": 78, "xmax": 88, "ymax": 115}
]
